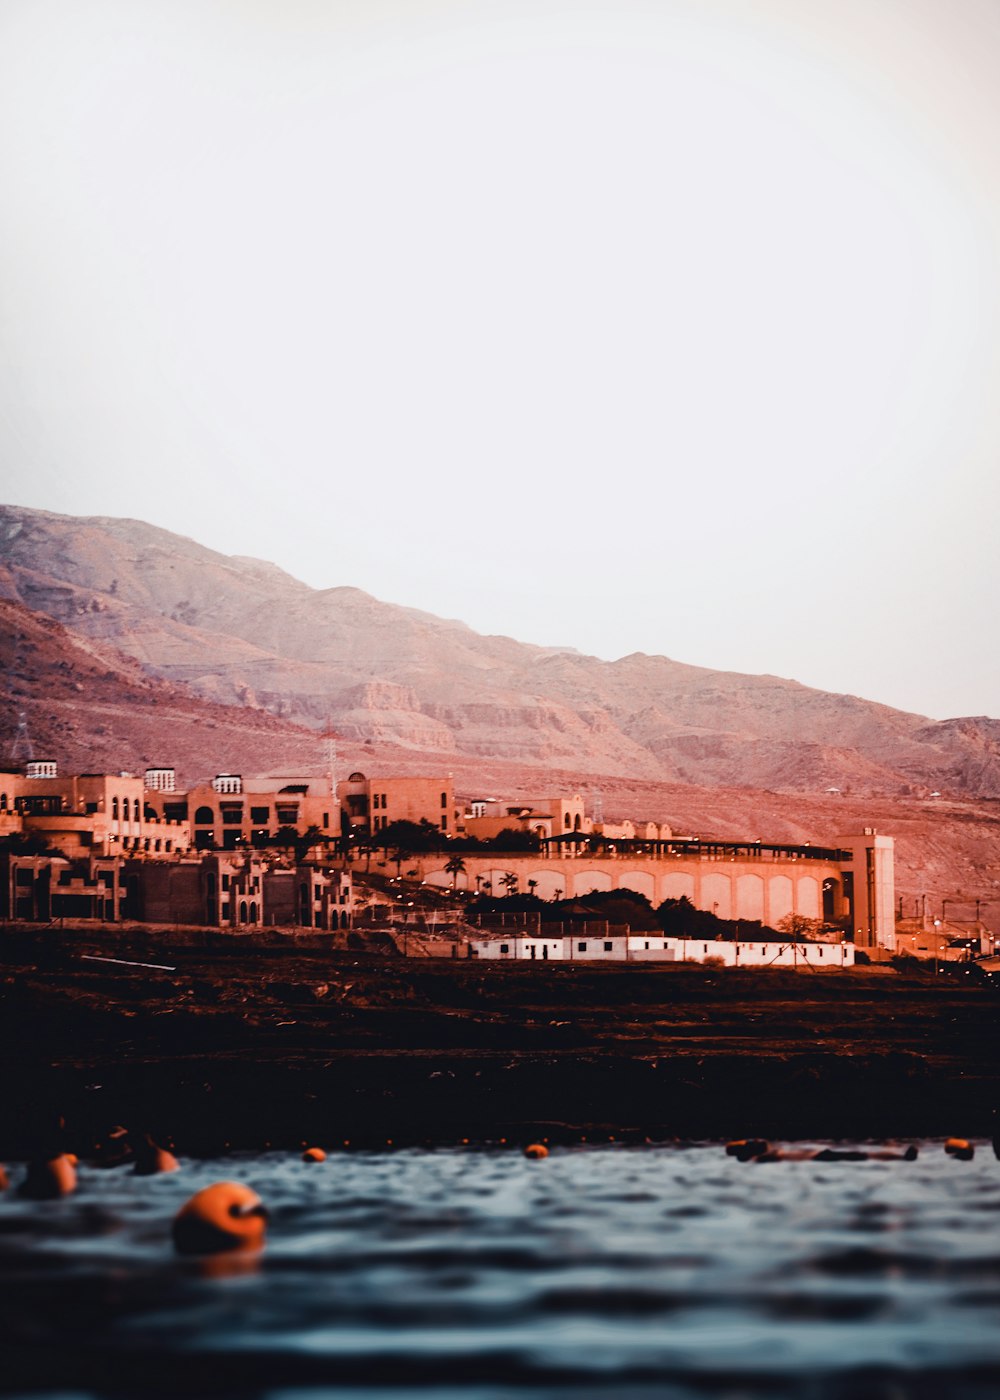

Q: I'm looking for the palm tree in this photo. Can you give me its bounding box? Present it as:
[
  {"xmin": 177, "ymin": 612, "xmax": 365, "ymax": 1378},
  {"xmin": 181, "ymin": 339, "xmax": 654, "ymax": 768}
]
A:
[
  {"xmin": 527, "ymin": 879, "xmax": 538, "ymax": 898},
  {"xmin": 445, "ymin": 855, "xmax": 467, "ymax": 890},
  {"xmin": 500, "ymin": 871, "xmax": 519, "ymax": 898}
]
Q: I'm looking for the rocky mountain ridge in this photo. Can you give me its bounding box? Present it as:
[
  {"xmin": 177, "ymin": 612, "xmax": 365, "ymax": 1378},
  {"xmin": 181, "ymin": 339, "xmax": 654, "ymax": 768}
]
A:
[{"xmin": 1, "ymin": 502, "xmax": 999, "ymax": 800}]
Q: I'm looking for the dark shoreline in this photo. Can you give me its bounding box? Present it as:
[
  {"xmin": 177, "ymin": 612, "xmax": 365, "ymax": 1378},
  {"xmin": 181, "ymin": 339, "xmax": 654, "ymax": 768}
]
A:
[{"xmin": 2, "ymin": 928, "xmax": 998, "ymax": 1155}]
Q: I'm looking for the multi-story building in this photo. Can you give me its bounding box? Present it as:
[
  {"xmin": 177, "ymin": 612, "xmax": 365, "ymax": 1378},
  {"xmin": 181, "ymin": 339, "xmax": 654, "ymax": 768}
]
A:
[
  {"xmin": 1, "ymin": 851, "xmax": 125, "ymax": 922},
  {"xmin": 0, "ymin": 766, "xmax": 190, "ymax": 857},
  {"xmin": 123, "ymin": 855, "xmax": 353, "ymax": 930},
  {"xmin": 338, "ymin": 773, "xmax": 455, "ymax": 838},
  {"xmin": 144, "ymin": 773, "xmax": 340, "ymax": 851}
]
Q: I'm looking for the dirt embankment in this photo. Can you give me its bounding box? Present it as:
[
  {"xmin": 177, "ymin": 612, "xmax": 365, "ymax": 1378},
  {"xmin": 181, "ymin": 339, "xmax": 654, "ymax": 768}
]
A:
[{"xmin": 1, "ymin": 928, "xmax": 997, "ymax": 1154}]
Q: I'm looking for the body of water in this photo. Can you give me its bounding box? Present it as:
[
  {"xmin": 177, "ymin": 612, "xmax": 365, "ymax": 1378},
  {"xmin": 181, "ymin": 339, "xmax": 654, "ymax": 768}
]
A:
[{"xmin": 2, "ymin": 1143, "xmax": 999, "ymax": 1399}]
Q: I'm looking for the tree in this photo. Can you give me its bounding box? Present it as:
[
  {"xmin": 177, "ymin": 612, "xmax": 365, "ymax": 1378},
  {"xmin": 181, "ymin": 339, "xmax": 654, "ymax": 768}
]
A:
[
  {"xmin": 272, "ymin": 825, "xmax": 301, "ymax": 854},
  {"xmin": 295, "ymin": 825, "xmax": 325, "ymax": 862},
  {"xmin": 492, "ymin": 828, "xmax": 541, "ymax": 853},
  {"xmin": 527, "ymin": 879, "xmax": 538, "ymax": 898},
  {"xmin": 500, "ymin": 871, "xmax": 519, "ymax": 898},
  {"xmin": 373, "ymin": 820, "xmax": 443, "ymax": 854},
  {"xmin": 445, "ymin": 855, "xmax": 467, "ymax": 889},
  {"xmin": 775, "ymin": 914, "xmax": 825, "ymax": 941}
]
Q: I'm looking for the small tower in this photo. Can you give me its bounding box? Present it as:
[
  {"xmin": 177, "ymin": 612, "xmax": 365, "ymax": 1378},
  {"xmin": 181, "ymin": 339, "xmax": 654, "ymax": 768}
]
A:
[{"xmin": 10, "ymin": 711, "xmax": 34, "ymax": 767}]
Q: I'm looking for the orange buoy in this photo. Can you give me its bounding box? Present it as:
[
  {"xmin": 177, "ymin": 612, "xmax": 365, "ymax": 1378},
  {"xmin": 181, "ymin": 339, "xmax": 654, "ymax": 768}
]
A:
[
  {"xmin": 301, "ymin": 1147, "xmax": 326, "ymax": 1163},
  {"xmin": 726, "ymin": 1139, "xmax": 770, "ymax": 1162},
  {"xmin": 524, "ymin": 1143, "xmax": 549, "ymax": 1160},
  {"xmin": 133, "ymin": 1134, "xmax": 179, "ymax": 1176},
  {"xmin": 0, "ymin": 1164, "xmax": 8, "ymax": 1191},
  {"xmin": 172, "ymin": 1182, "xmax": 267, "ymax": 1256},
  {"xmin": 19, "ymin": 1154, "xmax": 77, "ymax": 1200},
  {"xmin": 944, "ymin": 1138, "xmax": 974, "ymax": 1160}
]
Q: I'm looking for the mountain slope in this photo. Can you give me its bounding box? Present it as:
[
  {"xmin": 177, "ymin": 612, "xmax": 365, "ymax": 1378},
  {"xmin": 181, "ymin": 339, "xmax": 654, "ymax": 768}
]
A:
[{"xmin": 1, "ymin": 502, "xmax": 998, "ymax": 797}]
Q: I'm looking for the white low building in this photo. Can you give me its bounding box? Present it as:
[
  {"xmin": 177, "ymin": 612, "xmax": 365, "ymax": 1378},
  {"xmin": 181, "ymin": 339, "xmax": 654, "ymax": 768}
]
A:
[{"xmin": 469, "ymin": 932, "xmax": 855, "ymax": 968}]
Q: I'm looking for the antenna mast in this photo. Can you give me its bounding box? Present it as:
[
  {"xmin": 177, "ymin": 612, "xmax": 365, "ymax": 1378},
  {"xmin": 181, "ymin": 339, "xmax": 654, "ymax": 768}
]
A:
[{"xmin": 10, "ymin": 711, "xmax": 33, "ymax": 767}]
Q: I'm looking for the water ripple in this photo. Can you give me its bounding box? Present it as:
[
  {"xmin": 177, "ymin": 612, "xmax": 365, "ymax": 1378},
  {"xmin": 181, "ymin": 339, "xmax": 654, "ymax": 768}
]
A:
[{"xmin": 2, "ymin": 1144, "xmax": 1000, "ymax": 1398}]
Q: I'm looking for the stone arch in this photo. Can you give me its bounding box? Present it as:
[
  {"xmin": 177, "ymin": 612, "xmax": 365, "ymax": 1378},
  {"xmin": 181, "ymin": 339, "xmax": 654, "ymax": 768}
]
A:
[
  {"xmin": 575, "ymin": 869, "xmax": 612, "ymax": 894},
  {"xmin": 524, "ymin": 868, "xmax": 565, "ymax": 901},
  {"xmin": 797, "ymin": 876, "xmax": 821, "ymax": 920},
  {"xmin": 249, "ymin": 901, "xmax": 258, "ymax": 923},
  {"xmin": 619, "ymin": 870, "xmax": 656, "ymax": 903},
  {"xmin": 735, "ymin": 873, "xmax": 764, "ymax": 921},
  {"xmin": 239, "ymin": 900, "xmax": 248, "ymax": 923},
  {"xmin": 702, "ymin": 873, "xmax": 732, "ymax": 920},
  {"xmin": 659, "ymin": 871, "xmax": 695, "ymax": 904},
  {"xmin": 768, "ymin": 874, "xmax": 794, "ymax": 926}
]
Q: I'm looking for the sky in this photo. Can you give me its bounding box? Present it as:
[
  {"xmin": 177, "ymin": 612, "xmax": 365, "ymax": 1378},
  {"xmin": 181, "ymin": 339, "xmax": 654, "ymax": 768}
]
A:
[{"xmin": 1, "ymin": 0, "xmax": 998, "ymax": 721}]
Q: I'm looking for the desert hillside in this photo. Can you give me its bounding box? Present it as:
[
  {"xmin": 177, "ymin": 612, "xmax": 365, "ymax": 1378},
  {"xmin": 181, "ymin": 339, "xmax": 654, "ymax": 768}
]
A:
[
  {"xmin": 0, "ymin": 586, "xmax": 997, "ymax": 920},
  {"xmin": 2, "ymin": 503, "xmax": 999, "ymax": 801}
]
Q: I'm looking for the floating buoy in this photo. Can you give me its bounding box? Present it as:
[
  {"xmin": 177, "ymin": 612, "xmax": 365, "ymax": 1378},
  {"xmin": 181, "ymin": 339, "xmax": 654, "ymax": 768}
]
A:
[
  {"xmin": 726, "ymin": 1139, "xmax": 769, "ymax": 1162},
  {"xmin": 133, "ymin": 1134, "xmax": 179, "ymax": 1176},
  {"xmin": 944, "ymin": 1138, "xmax": 974, "ymax": 1160},
  {"xmin": 19, "ymin": 1154, "xmax": 77, "ymax": 1199},
  {"xmin": 524, "ymin": 1143, "xmax": 549, "ymax": 1160},
  {"xmin": 301, "ymin": 1147, "xmax": 326, "ymax": 1163},
  {"xmin": 0, "ymin": 1165, "xmax": 8, "ymax": 1191},
  {"xmin": 172, "ymin": 1183, "xmax": 267, "ymax": 1256}
]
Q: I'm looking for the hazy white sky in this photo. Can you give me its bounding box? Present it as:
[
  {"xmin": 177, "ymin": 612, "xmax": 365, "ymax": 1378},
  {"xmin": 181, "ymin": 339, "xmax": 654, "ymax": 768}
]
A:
[{"xmin": 2, "ymin": 0, "xmax": 998, "ymax": 720}]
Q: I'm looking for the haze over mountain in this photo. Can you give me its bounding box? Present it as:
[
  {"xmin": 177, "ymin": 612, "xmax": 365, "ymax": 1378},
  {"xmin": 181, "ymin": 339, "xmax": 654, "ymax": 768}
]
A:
[{"xmin": 2, "ymin": 503, "xmax": 999, "ymax": 801}]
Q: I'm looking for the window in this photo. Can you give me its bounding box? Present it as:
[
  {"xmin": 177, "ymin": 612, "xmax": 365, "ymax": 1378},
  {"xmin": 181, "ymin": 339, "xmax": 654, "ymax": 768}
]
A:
[
  {"xmin": 441, "ymin": 792, "xmax": 447, "ymax": 808},
  {"xmin": 133, "ymin": 798, "xmax": 141, "ymax": 821},
  {"xmin": 250, "ymin": 807, "xmax": 269, "ymax": 824},
  {"xmin": 195, "ymin": 806, "xmax": 214, "ymax": 825},
  {"xmin": 112, "ymin": 797, "xmax": 119, "ymax": 820},
  {"xmin": 221, "ymin": 807, "xmax": 244, "ymax": 825},
  {"xmin": 578, "ymin": 942, "xmax": 587, "ymax": 952},
  {"xmin": 604, "ymin": 941, "xmax": 612, "ymax": 952},
  {"xmin": 440, "ymin": 816, "xmax": 448, "ymax": 830},
  {"xmin": 222, "ymin": 874, "xmax": 230, "ymax": 890},
  {"xmin": 500, "ymin": 943, "xmax": 509, "ymax": 954}
]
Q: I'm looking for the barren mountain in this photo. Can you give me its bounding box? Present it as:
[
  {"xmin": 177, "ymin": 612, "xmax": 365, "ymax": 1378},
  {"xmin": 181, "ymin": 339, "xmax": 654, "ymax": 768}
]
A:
[
  {"xmin": 1, "ymin": 574, "xmax": 998, "ymax": 916},
  {"xmin": 0, "ymin": 597, "xmax": 325, "ymax": 784},
  {"xmin": 1, "ymin": 503, "xmax": 997, "ymax": 801},
  {"xmin": 0, "ymin": 503, "xmax": 997, "ymax": 798}
]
